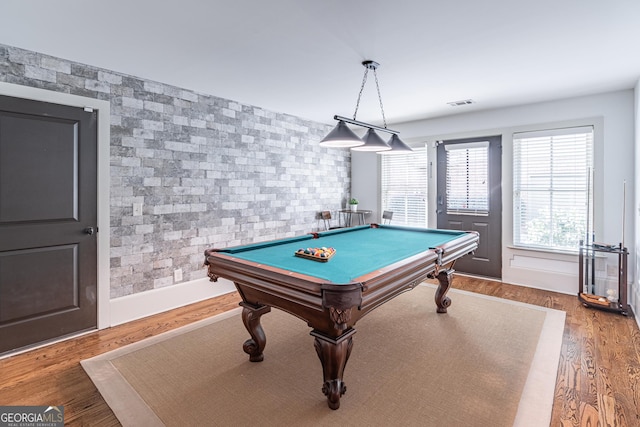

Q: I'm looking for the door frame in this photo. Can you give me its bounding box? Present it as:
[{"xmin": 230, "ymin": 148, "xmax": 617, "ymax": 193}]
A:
[
  {"xmin": 0, "ymin": 81, "xmax": 111, "ymax": 330},
  {"xmin": 435, "ymin": 135, "xmax": 502, "ymax": 278}
]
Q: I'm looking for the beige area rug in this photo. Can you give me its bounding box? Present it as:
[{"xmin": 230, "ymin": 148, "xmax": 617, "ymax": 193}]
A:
[{"xmin": 82, "ymin": 285, "xmax": 565, "ymax": 427}]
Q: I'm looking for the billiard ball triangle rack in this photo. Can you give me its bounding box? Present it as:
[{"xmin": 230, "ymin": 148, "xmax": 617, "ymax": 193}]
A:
[{"xmin": 295, "ymin": 247, "xmax": 337, "ymax": 262}]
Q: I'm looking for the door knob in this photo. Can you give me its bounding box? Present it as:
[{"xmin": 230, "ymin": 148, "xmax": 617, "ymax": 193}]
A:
[{"xmin": 84, "ymin": 227, "xmax": 96, "ymax": 235}]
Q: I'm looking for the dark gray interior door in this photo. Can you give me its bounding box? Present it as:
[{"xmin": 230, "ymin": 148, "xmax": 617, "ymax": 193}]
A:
[
  {"xmin": 437, "ymin": 135, "xmax": 502, "ymax": 278},
  {"xmin": 0, "ymin": 95, "xmax": 98, "ymax": 354}
]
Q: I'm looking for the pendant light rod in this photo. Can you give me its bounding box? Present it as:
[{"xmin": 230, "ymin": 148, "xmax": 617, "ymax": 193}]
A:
[{"xmin": 333, "ymin": 115, "xmax": 400, "ymax": 135}]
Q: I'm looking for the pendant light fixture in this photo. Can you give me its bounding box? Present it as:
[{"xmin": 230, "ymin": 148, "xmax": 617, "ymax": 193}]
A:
[
  {"xmin": 317, "ymin": 119, "xmax": 363, "ymax": 148},
  {"xmin": 379, "ymin": 133, "xmax": 413, "ymax": 155},
  {"xmin": 319, "ymin": 60, "xmax": 413, "ymax": 154}
]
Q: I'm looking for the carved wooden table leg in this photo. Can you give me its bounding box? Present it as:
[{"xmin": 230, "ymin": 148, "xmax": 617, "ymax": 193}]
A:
[
  {"xmin": 311, "ymin": 329, "xmax": 356, "ymax": 410},
  {"xmin": 240, "ymin": 302, "xmax": 271, "ymax": 362},
  {"xmin": 434, "ymin": 268, "xmax": 454, "ymax": 313}
]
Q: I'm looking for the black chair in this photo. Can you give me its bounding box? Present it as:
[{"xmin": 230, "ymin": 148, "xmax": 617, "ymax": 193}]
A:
[{"xmin": 382, "ymin": 210, "xmax": 393, "ymax": 224}]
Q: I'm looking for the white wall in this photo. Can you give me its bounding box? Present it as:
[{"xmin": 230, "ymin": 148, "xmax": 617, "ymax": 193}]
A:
[
  {"xmin": 351, "ymin": 150, "xmax": 382, "ymax": 222},
  {"xmin": 352, "ymin": 90, "xmax": 636, "ymax": 295},
  {"xmin": 634, "ymin": 79, "xmax": 640, "ymax": 319}
]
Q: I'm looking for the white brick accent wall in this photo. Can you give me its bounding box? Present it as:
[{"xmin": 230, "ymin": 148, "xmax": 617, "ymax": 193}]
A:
[{"xmin": 1, "ymin": 43, "xmax": 351, "ymax": 299}]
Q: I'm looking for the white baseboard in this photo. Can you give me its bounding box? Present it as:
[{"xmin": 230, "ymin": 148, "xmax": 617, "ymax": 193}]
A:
[
  {"xmin": 109, "ymin": 277, "xmax": 236, "ymax": 327},
  {"xmin": 502, "ymin": 271, "xmax": 577, "ymax": 295},
  {"xmin": 503, "ymin": 250, "xmax": 578, "ymax": 295}
]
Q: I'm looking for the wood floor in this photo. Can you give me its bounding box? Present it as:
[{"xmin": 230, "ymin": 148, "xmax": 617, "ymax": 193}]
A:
[{"xmin": 1, "ymin": 276, "xmax": 639, "ymax": 426}]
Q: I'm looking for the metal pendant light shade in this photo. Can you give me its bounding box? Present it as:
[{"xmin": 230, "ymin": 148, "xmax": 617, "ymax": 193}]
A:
[
  {"xmin": 351, "ymin": 128, "xmax": 391, "ymax": 151},
  {"xmin": 321, "ymin": 60, "xmax": 412, "ymax": 153},
  {"xmin": 319, "ymin": 120, "xmax": 364, "ymax": 148},
  {"xmin": 378, "ymin": 134, "xmax": 413, "ymax": 154}
]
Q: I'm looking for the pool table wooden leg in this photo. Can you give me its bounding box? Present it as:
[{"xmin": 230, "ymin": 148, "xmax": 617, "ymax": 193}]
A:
[
  {"xmin": 434, "ymin": 268, "xmax": 454, "ymax": 313},
  {"xmin": 240, "ymin": 302, "xmax": 271, "ymax": 362},
  {"xmin": 311, "ymin": 329, "xmax": 356, "ymax": 410}
]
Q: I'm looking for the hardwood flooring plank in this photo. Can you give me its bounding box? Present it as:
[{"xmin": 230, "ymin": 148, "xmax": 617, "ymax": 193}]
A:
[
  {"xmin": 1, "ymin": 278, "xmax": 639, "ymax": 426},
  {"xmin": 580, "ymin": 311, "xmax": 598, "ymax": 408},
  {"xmin": 453, "ymin": 277, "xmax": 639, "ymax": 427}
]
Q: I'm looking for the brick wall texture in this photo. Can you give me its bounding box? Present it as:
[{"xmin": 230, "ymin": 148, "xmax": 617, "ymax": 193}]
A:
[{"xmin": 0, "ymin": 44, "xmax": 351, "ymax": 298}]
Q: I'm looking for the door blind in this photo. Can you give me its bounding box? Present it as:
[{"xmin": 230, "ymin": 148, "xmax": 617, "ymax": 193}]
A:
[
  {"xmin": 445, "ymin": 142, "xmax": 489, "ymax": 215},
  {"xmin": 380, "ymin": 148, "xmax": 427, "ymax": 227},
  {"xmin": 513, "ymin": 126, "xmax": 594, "ymax": 250}
]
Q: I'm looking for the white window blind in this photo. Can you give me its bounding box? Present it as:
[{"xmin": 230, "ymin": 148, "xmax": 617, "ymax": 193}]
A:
[
  {"xmin": 513, "ymin": 126, "xmax": 593, "ymax": 251},
  {"xmin": 380, "ymin": 148, "xmax": 428, "ymax": 227},
  {"xmin": 445, "ymin": 142, "xmax": 489, "ymax": 215}
]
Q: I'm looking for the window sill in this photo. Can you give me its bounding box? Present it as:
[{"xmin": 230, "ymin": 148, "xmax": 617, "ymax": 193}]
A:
[{"xmin": 506, "ymin": 245, "xmax": 579, "ymax": 258}]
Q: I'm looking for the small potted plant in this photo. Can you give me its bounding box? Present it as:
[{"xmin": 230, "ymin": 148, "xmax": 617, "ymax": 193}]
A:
[{"xmin": 349, "ymin": 197, "xmax": 359, "ymax": 212}]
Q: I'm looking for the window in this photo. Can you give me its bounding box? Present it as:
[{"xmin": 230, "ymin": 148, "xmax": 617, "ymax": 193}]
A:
[
  {"xmin": 380, "ymin": 148, "xmax": 428, "ymax": 227},
  {"xmin": 513, "ymin": 126, "xmax": 593, "ymax": 251},
  {"xmin": 445, "ymin": 142, "xmax": 489, "ymax": 215}
]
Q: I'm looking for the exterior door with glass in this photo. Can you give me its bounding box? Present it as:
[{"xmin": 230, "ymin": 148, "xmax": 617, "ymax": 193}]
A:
[{"xmin": 436, "ymin": 136, "xmax": 502, "ymax": 278}]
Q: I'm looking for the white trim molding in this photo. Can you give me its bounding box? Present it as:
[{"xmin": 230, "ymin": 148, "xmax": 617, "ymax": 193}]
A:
[{"xmin": 109, "ymin": 277, "xmax": 236, "ymax": 326}]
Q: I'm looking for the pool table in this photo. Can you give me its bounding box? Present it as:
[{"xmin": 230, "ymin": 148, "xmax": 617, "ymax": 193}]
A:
[{"xmin": 204, "ymin": 224, "xmax": 478, "ymax": 409}]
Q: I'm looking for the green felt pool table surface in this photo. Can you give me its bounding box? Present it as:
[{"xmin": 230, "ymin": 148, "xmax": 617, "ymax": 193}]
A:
[{"xmin": 215, "ymin": 225, "xmax": 470, "ymax": 283}]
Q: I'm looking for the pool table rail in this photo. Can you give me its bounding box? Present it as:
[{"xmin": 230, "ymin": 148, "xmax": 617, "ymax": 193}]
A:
[
  {"xmin": 204, "ymin": 245, "xmax": 446, "ymax": 334},
  {"xmin": 430, "ymin": 230, "xmax": 480, "ymax": 265},
  {"xmin": 205, "ymin": 249, "xmax": 362, "ymax": 333}
]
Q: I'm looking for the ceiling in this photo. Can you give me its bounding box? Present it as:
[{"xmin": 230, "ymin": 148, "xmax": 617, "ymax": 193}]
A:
[{"xmin": 2, "ymin": 0, "xmax": 640, "ymax": 126}]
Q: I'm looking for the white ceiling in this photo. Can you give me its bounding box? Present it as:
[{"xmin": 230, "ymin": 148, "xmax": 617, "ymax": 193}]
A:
[{"xmin": 2, "ymin": 0, "xmax": 640, "ymax": 126}]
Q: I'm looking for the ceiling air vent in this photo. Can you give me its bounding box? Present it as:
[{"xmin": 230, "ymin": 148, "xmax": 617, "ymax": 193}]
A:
[{"xmin": 447, "ymin": 99, "xmax": 475, "ymax": 107}]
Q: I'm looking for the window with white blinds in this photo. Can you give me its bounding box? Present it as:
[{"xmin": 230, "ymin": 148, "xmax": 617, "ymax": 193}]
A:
[
  {"xmin": 513, "ymin": 126, "xmax": 593, "ymax": 251},
  {"xmin": 445, "ymin": 142, "xmax": 489, "ymax": 215},
  {"xmin": 380, "ymin": 148, "xmax": 428, "ymax": 227}
]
